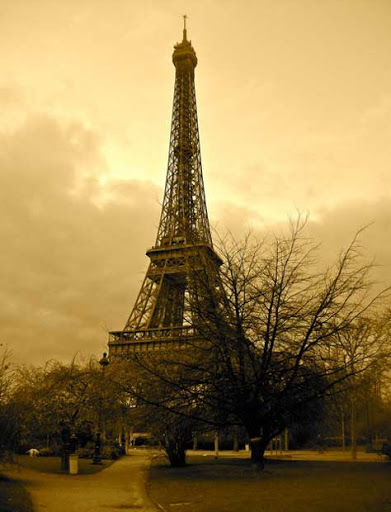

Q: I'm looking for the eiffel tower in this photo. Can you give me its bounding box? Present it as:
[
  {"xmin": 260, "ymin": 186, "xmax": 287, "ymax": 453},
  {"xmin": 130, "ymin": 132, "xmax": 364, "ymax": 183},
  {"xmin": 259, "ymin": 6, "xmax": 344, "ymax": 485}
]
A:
[{"xmin": 109, "ymin": 20, "xmax": 223, "ymax": 356}]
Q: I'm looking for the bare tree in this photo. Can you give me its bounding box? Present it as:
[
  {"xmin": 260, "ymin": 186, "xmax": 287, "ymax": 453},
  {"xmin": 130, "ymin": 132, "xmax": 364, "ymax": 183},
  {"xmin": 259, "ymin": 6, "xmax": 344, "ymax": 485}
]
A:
[
  {"xmin": 333, "ymin": 314, "xmax": 391, "ymax": 458},
  {"xmin": 10, "ymin": 356, "xmax": 131, "ymax": 463},
  {"xmin": 0, "ymin": 345, "xmax": 13, "ymax": 404},
  {"xmin": 113, "ymin": 219, "xmax": 390, "ymax": 469},
  {"xmin": 0, "ymin": 345, "xmax": 18, "ymax": 459}
]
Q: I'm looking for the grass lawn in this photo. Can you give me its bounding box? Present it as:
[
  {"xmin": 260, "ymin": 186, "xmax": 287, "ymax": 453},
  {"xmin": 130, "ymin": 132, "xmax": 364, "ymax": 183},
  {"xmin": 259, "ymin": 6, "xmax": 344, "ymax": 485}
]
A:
[
  {"xmin": 148, "ymin": 454, "xmax": 391, "ymax": 512},
  {"xmin": 13, "ymin": 455, "xmax": 114, "ymax": 475},
  {"xmin": 0, "ymin": 475, "xmax": 32, "ymax": 512}
]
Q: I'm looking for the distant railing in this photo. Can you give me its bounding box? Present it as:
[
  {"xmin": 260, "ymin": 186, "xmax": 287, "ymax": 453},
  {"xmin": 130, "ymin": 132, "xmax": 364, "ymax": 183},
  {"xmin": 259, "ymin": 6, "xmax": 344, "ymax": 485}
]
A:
[{"xmin": 109, "ymin": 325, "xmax": 195, "ymax": 343}]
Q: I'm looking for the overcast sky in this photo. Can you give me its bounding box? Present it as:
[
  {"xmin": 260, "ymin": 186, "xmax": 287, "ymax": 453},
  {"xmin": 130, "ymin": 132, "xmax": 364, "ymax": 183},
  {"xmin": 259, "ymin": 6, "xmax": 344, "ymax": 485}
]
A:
[{"xmin": 1, "ymin": 0, "xmax": 390, "ymax": 365}]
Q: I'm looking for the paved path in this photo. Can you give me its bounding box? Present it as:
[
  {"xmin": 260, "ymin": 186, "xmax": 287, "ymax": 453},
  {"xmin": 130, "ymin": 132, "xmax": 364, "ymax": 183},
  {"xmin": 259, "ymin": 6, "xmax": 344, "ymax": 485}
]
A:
[{"xmin": 4, "ymin": 451, "xmax": 158, "ymax": 512}]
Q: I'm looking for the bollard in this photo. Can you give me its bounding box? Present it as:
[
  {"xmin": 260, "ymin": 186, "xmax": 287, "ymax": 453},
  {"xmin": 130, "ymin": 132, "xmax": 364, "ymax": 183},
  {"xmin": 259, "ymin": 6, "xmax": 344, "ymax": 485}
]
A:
[{"xmin": 69, "ymin": 454, "xmax": 79, "ymax": 475}]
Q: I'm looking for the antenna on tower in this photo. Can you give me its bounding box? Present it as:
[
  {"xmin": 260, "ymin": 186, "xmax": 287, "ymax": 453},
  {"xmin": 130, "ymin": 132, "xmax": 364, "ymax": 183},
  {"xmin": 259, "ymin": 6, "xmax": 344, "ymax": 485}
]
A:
[{"xmin": 183, "ymin": 14, "xmax": 188, "ymax": 41}]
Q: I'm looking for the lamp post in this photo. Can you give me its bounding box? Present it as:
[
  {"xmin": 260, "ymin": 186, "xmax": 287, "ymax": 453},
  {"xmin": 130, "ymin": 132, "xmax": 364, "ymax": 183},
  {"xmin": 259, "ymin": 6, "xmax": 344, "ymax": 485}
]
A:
[{"xmin": 92, "ymin": 352, "xmax": 110, "ymax": 465}]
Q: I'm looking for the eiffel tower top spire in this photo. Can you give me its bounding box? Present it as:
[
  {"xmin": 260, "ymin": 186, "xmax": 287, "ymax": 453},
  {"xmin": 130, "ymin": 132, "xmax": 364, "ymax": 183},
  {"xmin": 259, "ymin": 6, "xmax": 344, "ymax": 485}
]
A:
[
  {"xmin": 182, "ymin": 14, "xmax": 188, "ymax": 41},
  {"xmin": 155, "ymin": 20, "xmax": 212, "ymax": 248}
]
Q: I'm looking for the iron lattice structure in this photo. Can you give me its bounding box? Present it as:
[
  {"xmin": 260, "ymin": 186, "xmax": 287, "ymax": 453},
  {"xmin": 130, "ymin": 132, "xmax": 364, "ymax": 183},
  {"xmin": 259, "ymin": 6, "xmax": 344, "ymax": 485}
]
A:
[{"xmin": 109, "ymin": 26, "xmax": 223, "ymax": 355}]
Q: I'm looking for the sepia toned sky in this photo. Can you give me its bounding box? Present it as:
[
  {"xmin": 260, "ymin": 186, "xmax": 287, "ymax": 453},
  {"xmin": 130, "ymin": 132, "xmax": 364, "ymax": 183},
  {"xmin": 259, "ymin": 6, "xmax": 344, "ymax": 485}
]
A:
[{"xmin": 1, "ymin": 0, "xmax": 391, "ymax": 365}]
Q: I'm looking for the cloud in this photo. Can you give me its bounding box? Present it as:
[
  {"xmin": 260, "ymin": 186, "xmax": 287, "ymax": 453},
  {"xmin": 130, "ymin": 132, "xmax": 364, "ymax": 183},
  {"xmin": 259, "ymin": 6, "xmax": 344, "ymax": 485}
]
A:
[
  {"xmin": 0, "ymin": 113, "xmax": 160, "ymax": 365},
  {"xmin": 214, "ymin": 196, "xmax": 391, "ymax": 296},
  {"xmin": 308, "ymin": 198, "xmax": 391, "ymax": 287},
  {"xmin": 207, "ymin": 93, "xmax": 391, "ymax": 224},
  {"xmin": 0, "ymin": 86, "xmax": 24, "ymax": 105},
  {"xmin": 2, "ymin": 112, "xmax": 389, "ymax": 366}
]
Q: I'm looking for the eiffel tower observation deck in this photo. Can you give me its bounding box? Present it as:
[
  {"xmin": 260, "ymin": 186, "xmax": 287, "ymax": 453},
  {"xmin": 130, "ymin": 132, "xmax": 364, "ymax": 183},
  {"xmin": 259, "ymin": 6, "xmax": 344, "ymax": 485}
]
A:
[{"xmin": 109, "ymin": 20, "xmax": 223, "ymax": 355}]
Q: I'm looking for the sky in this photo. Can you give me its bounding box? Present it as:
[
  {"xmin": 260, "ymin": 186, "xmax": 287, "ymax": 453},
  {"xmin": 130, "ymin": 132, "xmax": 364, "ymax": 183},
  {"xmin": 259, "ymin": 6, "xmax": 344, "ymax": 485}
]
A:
[{"xmin": 1, "ymin": 0, "xmax": 390, "ymax": 365}]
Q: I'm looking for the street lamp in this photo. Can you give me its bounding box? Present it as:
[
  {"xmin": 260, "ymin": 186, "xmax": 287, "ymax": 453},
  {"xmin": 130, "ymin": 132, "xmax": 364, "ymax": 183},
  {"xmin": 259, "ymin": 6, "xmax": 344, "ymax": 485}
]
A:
[{"xmin": 92, "ymin": 352, "xmax": 110, "ymax": 465}]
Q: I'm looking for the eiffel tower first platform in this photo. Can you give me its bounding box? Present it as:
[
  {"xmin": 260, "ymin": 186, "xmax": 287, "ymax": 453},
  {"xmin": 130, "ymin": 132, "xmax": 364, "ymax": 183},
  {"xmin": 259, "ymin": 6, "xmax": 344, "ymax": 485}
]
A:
[{"xmin": 108, "ymin": 22, "xmax": 223, "ymax": 356}]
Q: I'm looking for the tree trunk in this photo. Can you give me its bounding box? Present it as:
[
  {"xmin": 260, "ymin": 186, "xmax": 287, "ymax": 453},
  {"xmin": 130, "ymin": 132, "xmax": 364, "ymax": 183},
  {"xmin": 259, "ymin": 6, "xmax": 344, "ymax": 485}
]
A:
[
  {"xmin": 61, "ymin": 450, "xmax": 69, "ymax": 471},
  {"xmin": 365, "ymin": 391, "xmax": 373, "ymax": 450},
  {"xmin": 250, "ymin": 438, "xmax": 266, "ymax": 470},
  {"xmin": 350, "ymin": 400, "xmax": 357, "ymax": 460},
  {"xmin": 341, "ymin": 409, "xmax": 345, "ymax": 452},
  {"xmin": 233, "ymin": 429, "xmax": 239, "ymax": 452},
  {"xmin": 124, "ymin": 429, "xmax": 130, "ymax": 454},
  {"xmin": 214, "ymin": 433, "xmax": 219, "ymax": 460},
  {"xmin": 164, "ymin": 436, "xmax": 187, "ymax": 467}
]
